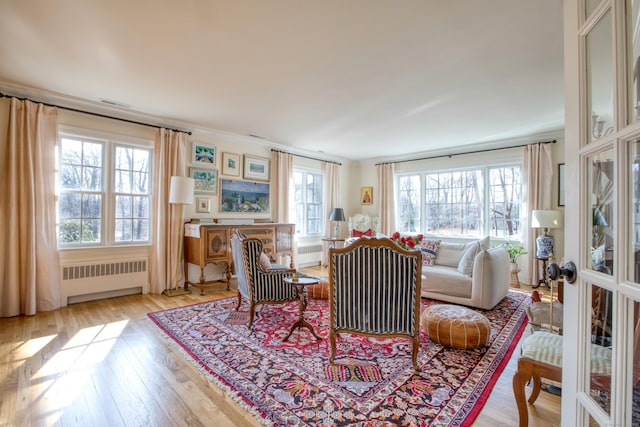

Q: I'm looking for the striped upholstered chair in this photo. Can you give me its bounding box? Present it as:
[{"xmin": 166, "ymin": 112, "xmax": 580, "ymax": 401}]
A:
[
  {"xmin": 231, "ymin": 232, "xmax": 298, "ymax": 329},
  {"xmin": 328, "ymin": 237, "xmax": 422, "ymax": 371}
]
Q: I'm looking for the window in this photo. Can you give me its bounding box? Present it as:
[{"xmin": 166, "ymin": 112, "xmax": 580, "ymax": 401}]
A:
[
  {"xmin": 397, "ymin": 164, "xmax": 522, "ymax": 239},
  {"xmin": 57, "ymin": 133, "xmax": 152, "ymax": 247},
  {"xmin": 293, "ymin": 169, "xmax": 324, "ymax": 236}
]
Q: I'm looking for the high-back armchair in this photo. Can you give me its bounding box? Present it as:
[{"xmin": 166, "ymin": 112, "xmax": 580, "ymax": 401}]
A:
[
  {"xmin": 328, "ymin": 237, "xmax": 422, "ymax": 371},
  {"xmin": 231, "ymin": 232, "xmax": 298, "ymax": 329}
]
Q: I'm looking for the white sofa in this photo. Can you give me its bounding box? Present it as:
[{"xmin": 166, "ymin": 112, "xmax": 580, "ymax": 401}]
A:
[
  {"xmin": 344, "ymin": 214, "xmax": 510, "ymax": 310},
  {"xmin": 420, "ymin": 237, "xmax": 510, "ymax": 310}
]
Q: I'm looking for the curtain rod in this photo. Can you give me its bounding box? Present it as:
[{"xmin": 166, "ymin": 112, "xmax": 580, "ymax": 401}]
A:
[
  {"xmin": 375, "ymin": 139, "xmax": 557, "ymax": 166},
  {"xmin": 270, "ymin": 148, "xmax": 342, "ymax": 165},
  {"xmin": 0, "ymin": 92, "xmax": 192, "ymax": 135}
]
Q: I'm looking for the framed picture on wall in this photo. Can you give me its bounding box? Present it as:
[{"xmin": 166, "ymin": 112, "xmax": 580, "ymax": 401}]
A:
[
  {"xmin": 190, "ymin": 167, "xmax": 218, "ymax": 194},
  {"xmin": 222, "ymin": 152, "xmax": 241, "ymax": 176},
  {"xmin": 361, "ymin": 187, "xmax": 373, "ymax": 205},
  {"xmin": 195, "ymin": 197, "xmax": 211, "ymax": 213},
  {"xmin": 220, "ymin": 179, "xmax": 270, "ymax": 213},
  {"xmin": 243, "ymin": 155, "xmax": 270, "ymax": 181},
  {"xmin": 191, "ymin": 142, "xmax": 217, "ymax": 167}
]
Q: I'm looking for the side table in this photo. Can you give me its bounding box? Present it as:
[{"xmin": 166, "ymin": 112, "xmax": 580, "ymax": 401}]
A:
[
  {"xmin": 321, "ymin": 237, "xmax": 345, "ymax": 268},
  {"xmin": 532, "ymin": 256, "xmax": 550, "ymax": 289},
  {"xmin": 282, "ymin": 276, "xmax": 322, "ymax": 341}
]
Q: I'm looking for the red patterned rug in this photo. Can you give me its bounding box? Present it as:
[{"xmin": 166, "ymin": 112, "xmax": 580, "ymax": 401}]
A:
[{"xmin": 148, "ymin": 291, "xmax": 529, "ymax": 426}]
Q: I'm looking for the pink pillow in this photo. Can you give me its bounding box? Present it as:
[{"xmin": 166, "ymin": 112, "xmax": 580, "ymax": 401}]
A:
[
  {"xmin": 259, "ymin": 252, "xmax": 272, "ymax": 271},
  {"xmin": 352, "ymin": 228, "xmax": 372, "ymax": 237},
  {"xmin": 420, "ymin": 239, "xmax": 441, "ymax": 266}
]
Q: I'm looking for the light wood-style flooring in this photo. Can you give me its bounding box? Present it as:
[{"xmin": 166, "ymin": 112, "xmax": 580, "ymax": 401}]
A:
[{"xmin": 0, "ymin": 268, "xmax": 561, "ymax": 426}]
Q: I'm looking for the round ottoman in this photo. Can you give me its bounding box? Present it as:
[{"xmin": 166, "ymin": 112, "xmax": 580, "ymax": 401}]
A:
[
  {"xmin": 307, "ymin": 277, "xmax": 329, "ymax": 299},
  {"xmin": 421, "ymin": 304, "xmax": 491, "ymax": 349}
]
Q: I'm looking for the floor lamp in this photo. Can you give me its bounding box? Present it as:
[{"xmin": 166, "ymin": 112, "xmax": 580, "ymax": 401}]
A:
[{"xmin": 164, "ymin": 176, "xmax": 194, "ymax": 297}]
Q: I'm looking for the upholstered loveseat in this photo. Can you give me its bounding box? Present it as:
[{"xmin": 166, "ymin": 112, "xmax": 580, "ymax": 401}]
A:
[{"xmin": 418, "ymin": 237, "xmax": 510, "ymax": 310}]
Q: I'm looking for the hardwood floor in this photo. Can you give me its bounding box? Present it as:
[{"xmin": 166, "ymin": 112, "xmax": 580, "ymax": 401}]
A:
[{"xmin": 0, "ymin": 273, "xmax": 561, "ymax": 427}]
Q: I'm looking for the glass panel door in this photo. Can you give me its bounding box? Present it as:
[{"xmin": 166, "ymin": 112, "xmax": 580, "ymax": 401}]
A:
[{"xmin": 587, "ymin": 10, "xmax": 614, "ymax": 144}]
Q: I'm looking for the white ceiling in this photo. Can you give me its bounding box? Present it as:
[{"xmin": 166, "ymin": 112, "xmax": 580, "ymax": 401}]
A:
[{"xmin": 0, "ymin": 1, "xmax": 564, "ymax": 161}]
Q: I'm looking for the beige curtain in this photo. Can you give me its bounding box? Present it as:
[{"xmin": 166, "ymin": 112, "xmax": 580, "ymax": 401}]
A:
[
  {"xmin": 273, "ymin": 151, "xmax": 293, "ymax": 223},
  {"xmin": 523, "ymin": 143, "xmax": 553, "ymax": 285},
  {"xmin": 324, "ymin": 161, "xmax": 340, "ymax": 233},
  {"xmin": 377, "ymin": 163, "xmax": 396, "ymax": 235},
  {"xmin": 150, "ymin": 128, "xmax": 188, "ymax": 294},
  {"xmin": 0, "ymin": 98, "xmax": 61, "ymax": 316}
]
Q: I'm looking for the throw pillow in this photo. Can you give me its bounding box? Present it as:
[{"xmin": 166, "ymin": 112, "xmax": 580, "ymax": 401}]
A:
[
  {"xmin": 259, "ymin": 252, "xmax": 272, "ymax": 271},
  {"xmin": 457, "ymin": 241, "xmax": 480, "ymax": 276},
  {"xmin": 353, "ymin": 228, "xmax": 373, "ymax": 237},
  {"xmin": 420, "ymin": 239, "xmax": 441, "ymax": 266}
]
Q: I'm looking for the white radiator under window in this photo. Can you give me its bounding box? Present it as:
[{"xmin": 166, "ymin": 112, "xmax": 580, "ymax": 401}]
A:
[
  {"xmin": 61, "ymin": 258, "xmax": 149, "ymax": 305},
  {"xmin": 297, "ymin": 244, "xmax": 323, "ymax": 267}
]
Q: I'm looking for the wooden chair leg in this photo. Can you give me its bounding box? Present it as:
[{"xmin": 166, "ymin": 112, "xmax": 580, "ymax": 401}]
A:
[
  {"xmin": 247, "ymin": 303, "xmax": 256, "ymax": 329},
  {"xmin": 329, "ymin": 330, "xmax": 337, "ymax": 363},
  {"xmin": 236, "ymin": 291, "xmax": 242, "ymax": 310},
  {"xmin": 412, "ymin": 337, "xmax": 420, "ymax": 372},
  {"xmin": 529, "ymin": 374, "xmax": 542, "ymax": 404},
  {"xmin": 513, "ymin": 359, "xmax": 534, "ymax": 427}
]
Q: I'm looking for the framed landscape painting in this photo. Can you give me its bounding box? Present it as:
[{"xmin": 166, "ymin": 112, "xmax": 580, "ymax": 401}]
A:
[
  {"xmin": 220, "ymin": 179, "xmax": 269, "ymax": 213},
  {"xmin": 243, "ymin": 155, "xmax": 270, "ymax": 181},
  {"xmin": 190, "ymin": 167, "xmax": 218, "ymax": 194},
  {"xmin": 192, "ymin": 142, "xmax": 217, "ymax": 167}
]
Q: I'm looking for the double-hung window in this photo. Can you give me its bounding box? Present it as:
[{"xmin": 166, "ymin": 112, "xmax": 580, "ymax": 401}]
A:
[
  {"xmin": 293, "ymin": 168, "xmax": 324, "ymax": 236},
  {"xmin": 57, "ymin": 133, "xmax": 152, "ymax": 247},
  {"xmin": 397, "ymin": 164, "xmax": 522, "ymax": 239}
]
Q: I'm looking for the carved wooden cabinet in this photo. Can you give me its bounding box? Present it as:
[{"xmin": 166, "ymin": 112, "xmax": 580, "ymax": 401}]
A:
[{"xmin": 184, "ymin": 222, "xmax": 295, "ymax": 294}]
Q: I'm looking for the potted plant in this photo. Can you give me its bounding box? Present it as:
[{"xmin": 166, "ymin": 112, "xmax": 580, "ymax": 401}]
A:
[{"xmin": 503, "ymin": 242, "xmax": 527, "ymax": 271}]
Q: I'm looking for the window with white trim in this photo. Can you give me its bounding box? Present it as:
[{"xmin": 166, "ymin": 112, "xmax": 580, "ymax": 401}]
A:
[
  {"xmin": 57, "ymin": 133, "xmax": 152, "ymax": 247},
  {"xmin": 293, "ymin": 168, "xmax": 324, "ymax": 236},
  {"xmin": 397, "ymin": 164, "xmax": 522, "ymax": 239}
]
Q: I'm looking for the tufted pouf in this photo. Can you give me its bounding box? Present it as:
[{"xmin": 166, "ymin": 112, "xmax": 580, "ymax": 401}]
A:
[{"xmin": 421, "ymin": 304, "xmax": 491, "ymax": 349}]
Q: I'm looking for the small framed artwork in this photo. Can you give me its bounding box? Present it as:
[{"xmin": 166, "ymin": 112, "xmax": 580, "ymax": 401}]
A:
[
  {"xmin": 361, "ymin": 187, "xmax": 373, "ymax": 205},
  {"xmin": 191, "ymin": 142, "xmax": 217, "ymax": 167},
  {"xmin": 220, "ymin": 179, "xmax": 270, "ymax": 213},
  {"xmin": 222, "ymin": 152, "xmax": 241, "ymax": 177},
  {"xmin": 195, "ymin": 197, "xmax": 211, "ymax": 213},
  {"xmin": 243, "ymin": 155, "xmax": 270, "ymax": 181},
  {"xmin": 190, "ymin": 167, "xmax": 218, "ymax": 194},
  {"xmin": 558, "ymin": 163, "xmax": 565, "ymax": 206}
]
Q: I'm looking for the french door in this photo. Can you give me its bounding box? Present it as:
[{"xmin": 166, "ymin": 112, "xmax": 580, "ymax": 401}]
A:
[{"xmin": 563, "ymin": 0, "xmax": 640, "ymax": 425}]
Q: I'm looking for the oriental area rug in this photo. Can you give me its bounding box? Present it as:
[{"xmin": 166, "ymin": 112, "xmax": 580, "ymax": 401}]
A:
[{"xmin": 148, "ymin": 291, "xmax": 530, "ymax": 426}]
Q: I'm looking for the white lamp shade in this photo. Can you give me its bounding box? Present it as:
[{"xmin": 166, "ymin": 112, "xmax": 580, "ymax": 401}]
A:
[
  {"xmin": 169, "ymin": 176, "xmax": 194, "ymax": 204},
  {"xmin": 531, "ymin": 210, "xmax": 563, "ymax": 229}
]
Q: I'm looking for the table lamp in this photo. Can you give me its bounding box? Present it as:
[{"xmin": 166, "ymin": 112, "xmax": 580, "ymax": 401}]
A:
[
  {"xmin": 329, "ymin": 208, "xmax": 345, "ymax": 239},
  {"xmin": 165, "ymin": 176, "xmax": 194, "ymax": 296},
  {"xmin": 531, "ymin": 210, "xmax": 563, "ymax": 258}
]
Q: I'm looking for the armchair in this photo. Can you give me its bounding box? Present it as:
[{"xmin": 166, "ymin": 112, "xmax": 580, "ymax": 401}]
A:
[
  {"xmin": 328, "ymin": 237, "xmax": 422, "ymax": 371},
  {"xmin": 230, "ymin": 232, "xmax": 298, "ymax": 329}
]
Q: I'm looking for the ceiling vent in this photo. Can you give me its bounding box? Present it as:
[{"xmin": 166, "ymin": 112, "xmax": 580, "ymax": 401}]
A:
[{"xmin": 100, "ymin": 98, "xmax": 132, "ymax": 109}]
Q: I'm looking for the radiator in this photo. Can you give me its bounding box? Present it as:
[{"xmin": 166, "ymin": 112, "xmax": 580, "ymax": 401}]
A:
[
  {"xmin": 297, "ymin": 244, "xmax": 323, "ymax": 267},
  {"xmin": 61, "ymin": 258, "xmax": 149, "ymax": 305}
]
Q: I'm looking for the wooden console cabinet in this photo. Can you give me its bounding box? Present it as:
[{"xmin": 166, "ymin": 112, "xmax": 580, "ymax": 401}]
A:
[{"xmin": 183, "ymin": 222, "xmax": 295, "ymax": 294}]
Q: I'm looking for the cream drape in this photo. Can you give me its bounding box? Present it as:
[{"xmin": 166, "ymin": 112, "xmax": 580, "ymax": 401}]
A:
[
  {"xmin": 0, "ymin": 98, "xmax": 61, "ymax": 317},
  {"xmin": 273, "ymin": 151, "xmax": 294, "ymax": 223},
  {"xmin": 324, "ymin": 161, "xmax": 340, "ymax": 231},
  {"xmin": 523, "ymin": 143, "xmax": 553, "ymax": 285},
  {"xmin": 377, "ymin": 163, "xmax": 396, "ymax": 235},
  {"xmin": 323, "ymin": 162, "xmax": 340, "ymax": 265},
  {"xmin": 150, "ymin": 129, "xmax": 187, "ymax": 294}
]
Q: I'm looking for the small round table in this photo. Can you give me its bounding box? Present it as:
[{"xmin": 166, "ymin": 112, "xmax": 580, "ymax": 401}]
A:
[{"xmin": 283, "ymin": 276, "xmax": 322, "ymax": 341}]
